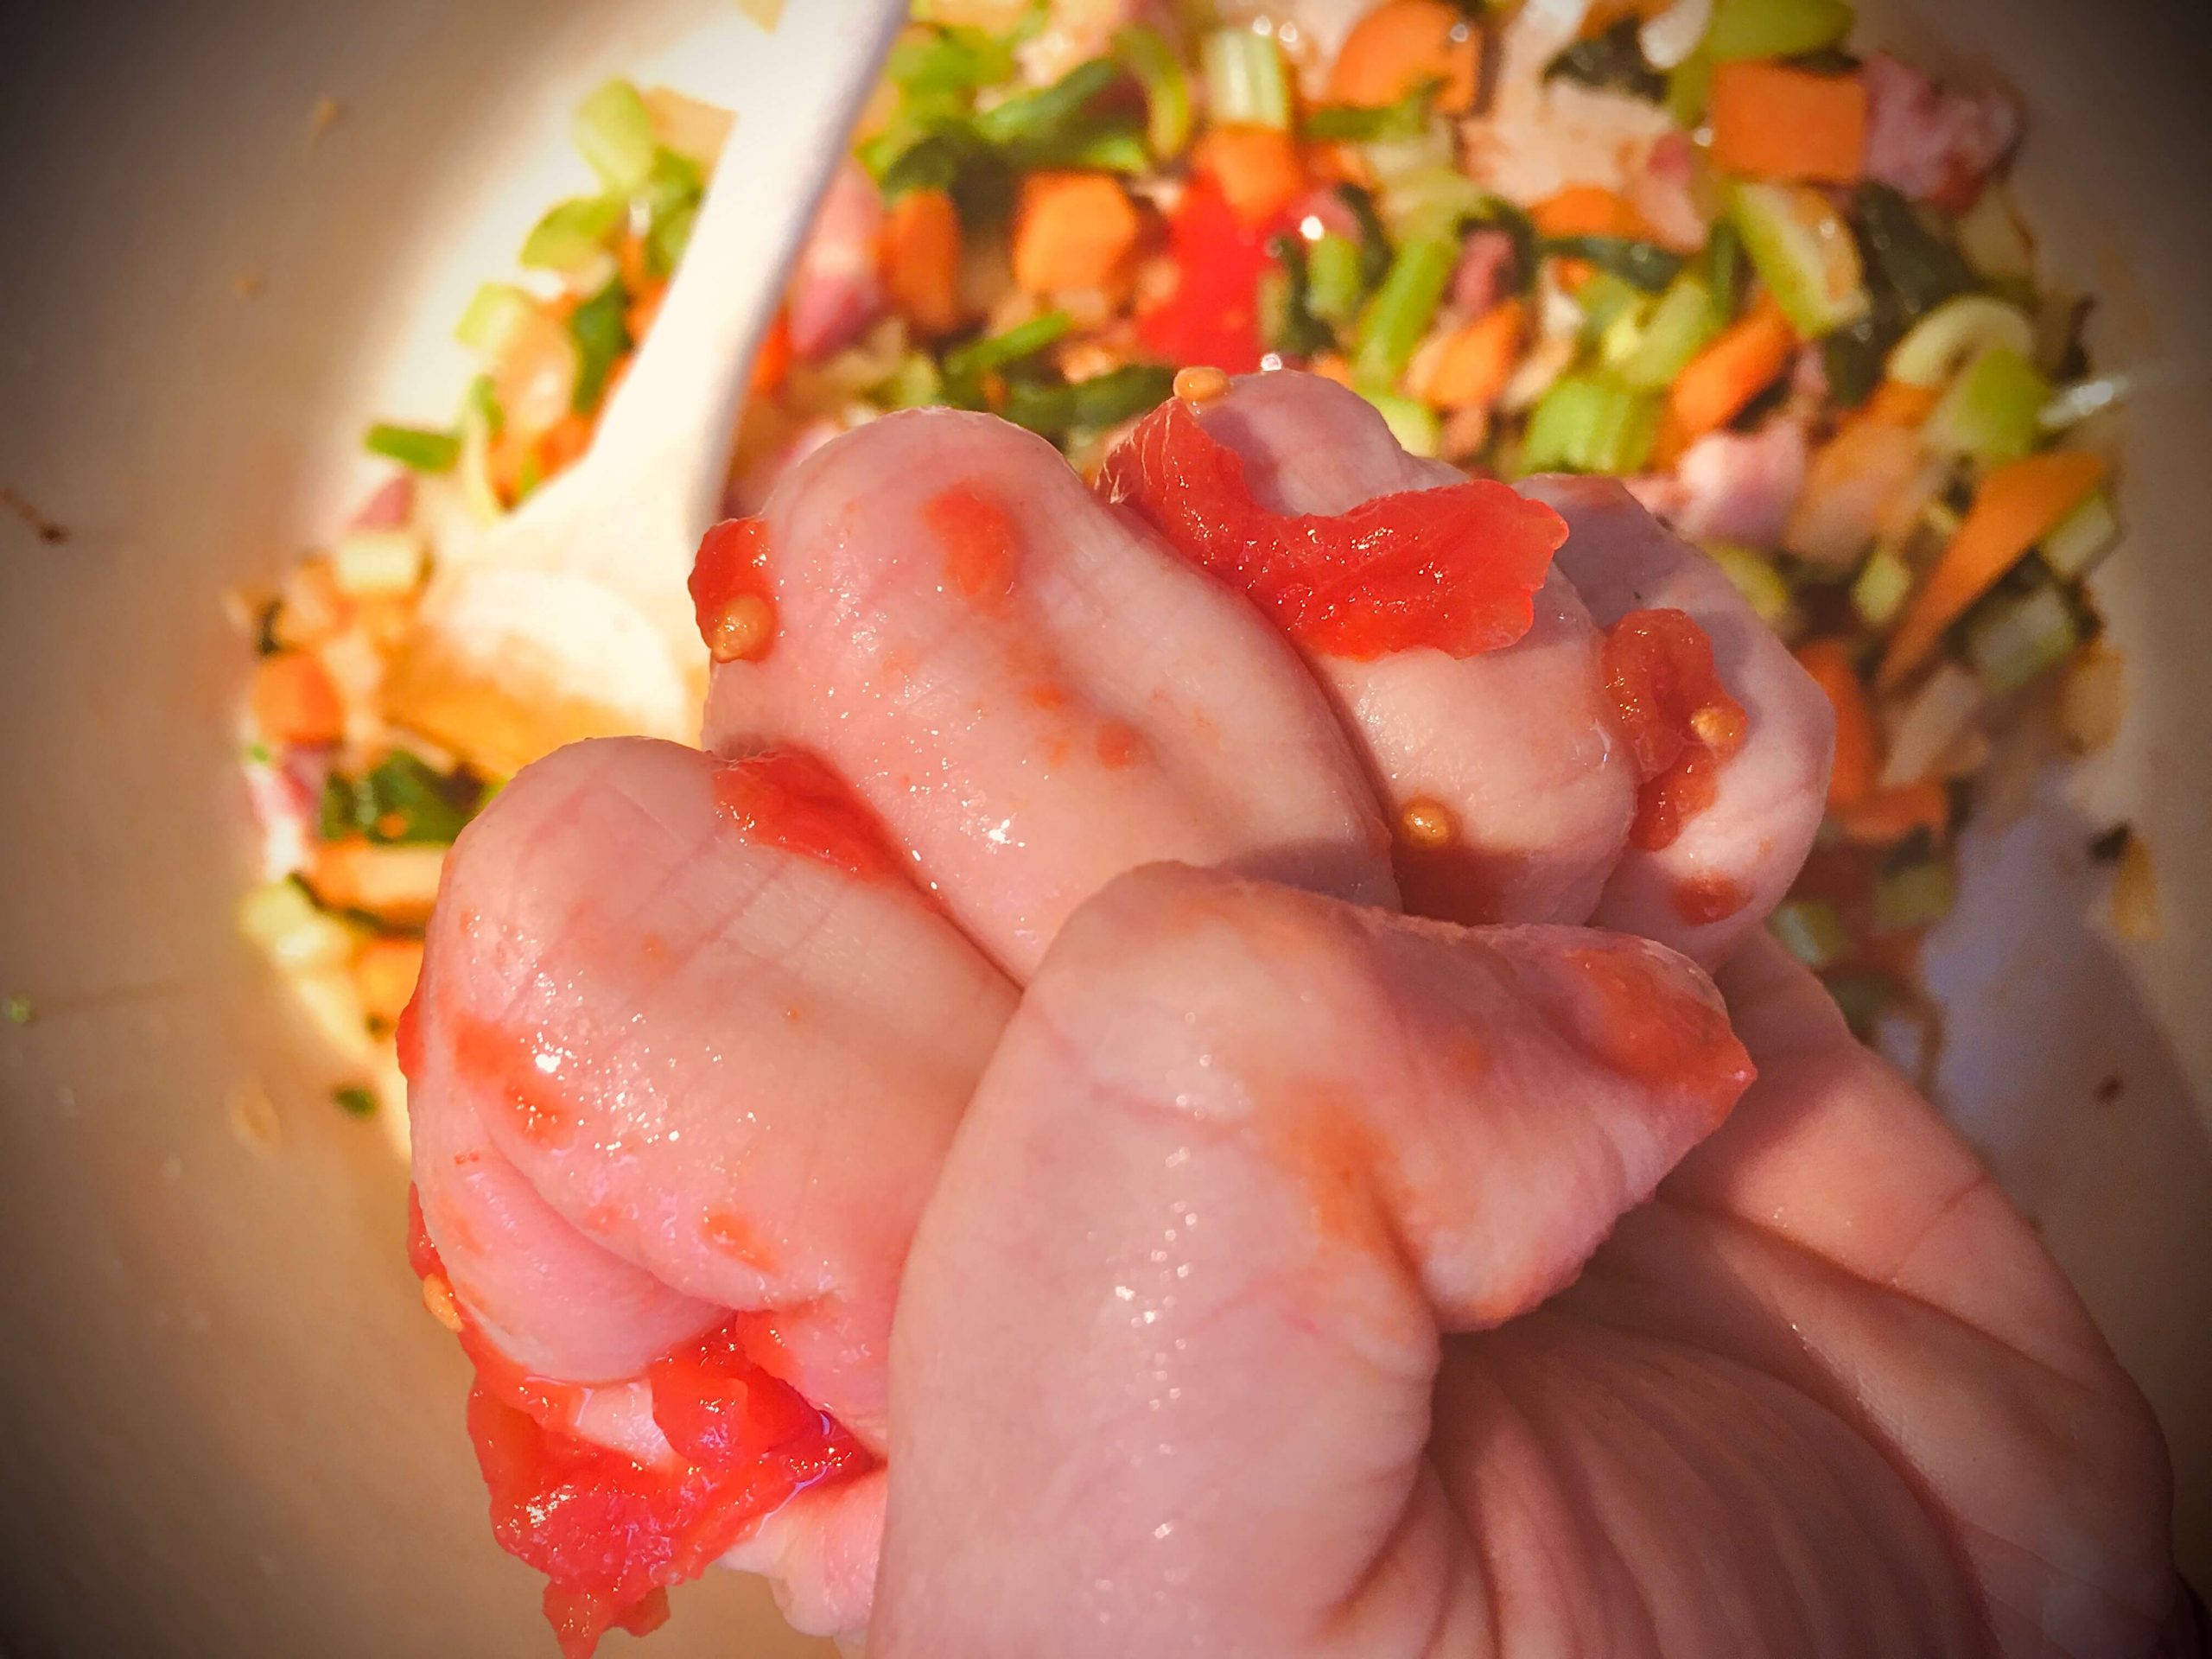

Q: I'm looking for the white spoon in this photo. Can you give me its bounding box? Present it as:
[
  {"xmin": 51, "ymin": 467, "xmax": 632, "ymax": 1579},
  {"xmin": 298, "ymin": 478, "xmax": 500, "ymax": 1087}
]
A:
[{"xmin": 391, "ymin": 0, "xmax": 905, "ymax": 775}]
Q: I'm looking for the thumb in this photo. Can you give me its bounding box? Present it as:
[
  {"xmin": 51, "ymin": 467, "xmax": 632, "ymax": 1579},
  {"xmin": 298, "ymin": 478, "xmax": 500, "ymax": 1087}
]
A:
[{"xmin": 870, "ymin": 864, "xmax": 1752, "ymax": 1659}]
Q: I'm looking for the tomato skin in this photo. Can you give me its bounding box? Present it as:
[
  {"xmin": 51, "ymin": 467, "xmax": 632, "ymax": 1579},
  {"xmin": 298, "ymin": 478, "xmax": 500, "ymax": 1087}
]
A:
[
  {"xmin": 1599, "ymin": 608, "xmax": 1750, "ymax": 852},
  {"xmin": 1135, "ymin": 176, "xmax": 1286, "ymax": 375},
  {"xmin": 1099, "ymin": 398, "xmax": 1567, "ymax": 659}
]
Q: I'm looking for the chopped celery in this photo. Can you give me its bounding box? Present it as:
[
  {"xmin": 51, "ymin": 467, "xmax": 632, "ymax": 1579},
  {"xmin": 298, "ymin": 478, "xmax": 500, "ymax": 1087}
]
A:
[
  {"xmin": 1115, "ymin": 24, "xmax": 1193, "ymax": 158},
  {"xmin": 944, "ymin": 310, "xmax": 1074, "ymax": 379},
  {"xmin": 572, "ymin": 79, "xmax": 657, "ymax": 194},
  {"xmin": 1351, "ymin": 238, "xmax": 1458, "ymax": 391},
  {"xmin": 1522, "ymin": 376, "xmax": 1662, "ymax": 474},
  {"xmin": 2039, "ymin": 489, "xmax": 2121, "ymax": 581},
  {"xmin": 1923, "ymin": 346, "xmax": 2050, "ymax": 466},
  {"xmin": 1851, "ymin": 544, "xmax": 1913, "ymax": 628},
  {"xmin": 1665, "ymin": 48, "xmax": 1713, "ymax": 124},
  {"xmin": 1967, "ymin": 585, "xmax": 2079, "ymax": 694},
  {"xmin": 1574, "ymin": 270, "xmax": 1648, "ymax": 344},
  {"xmin": 876, "ymin": 353, "xmax": 946, "ymax": 410},
  {"xmin": 1199, "ymin": 27, "xmax": 1292, "ymax": 130},
  {"xmin": 1704, "ymin": 0, "xmax": 1856, "ymax": 62},
  {"xmin": 1596, "ymin": 301, "xmax": 1654, "ymax": 374},
  {"xmin": 1730, "ymin": 182, "xmax": 1867, "ymax": 339},
  {"xmin": 1306, "ymin": 79, "xmax": 1440, "ymax": 143},
  {"xmin": 975, "ymin": 58, "xmax": 1122, "ymax": 147},
  {"xmin": 1872, "ymin": 859, "xmax": 1955, "ymax": 933},
  {"xmin": 1706, "ymin": 542, "xmax": 1795, "ymax": 628},
  {"xmin": 363, "ymin": 423, "xmax": 459, "ymax": 474},
  {"xmin": 1377, "ymin": 164, "xmax": 1490, "ymax": 245},
  {"xmin": 887, "ymin": 24, "xmax": 1016, "ymax": 95},
  {"xmin": 1618, "ymin": 274, "xmax": 1720, "ymax": 390},
  {"xmin": 567, "ymin": 277, "xmax": 631, "ymax": 415},
  {"xmin": 454, "ymin": 283, "xmax": 540, "ymax": 358},
  {"xmin": 1885, "ymin": 296, "xmax": 2034, "ymax": 389},
  {"xmin": 519, "ymin": 194, "xmax": 626, "ymax": 273},
  {"xmin": 1770, "ymin": 899, "xmax": 1849, "ymax": 969},
  {"xmin": 1363, "ymin": 391, "xmax": 1442, "ymax": 458},
  {"xmin": 1542, "ymin": 235, "xmax": 1684, "ymax": 292},
  {"xmin": 1306, "ymin": 233, "xmax": 1369, "ymax": 326}
]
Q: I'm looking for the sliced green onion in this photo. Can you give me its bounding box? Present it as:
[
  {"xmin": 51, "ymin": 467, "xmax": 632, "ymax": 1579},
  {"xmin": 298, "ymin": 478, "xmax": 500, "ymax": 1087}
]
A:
[
  {"xmin": 1770, "ymin": 898, "xmax": 1849, "ymax": 969},
  {"xmin": 2038, "ymin": 372, "xmax": 2131, "ymax": 434},
  {"xmin": 1306, "ymin": 233, "xmax": 1369, "ymax": 326},
  {"xmin": 572, "ymin": 79, "xmax": 658, "ymax": 194},
  {"xmin": 945, "ymin": 310, "xmax": 1075, "ymax": 381},
  {"xmin": 1702, "ymin": 219, "xmax": 1742, "ymax": 321},
  {"xmin": 1362, "ymin": 391, "xmax": 1443, "ymax": 457},
  {"xmin": 1706, "ymin": 542, "xmax": 1796, "ymax": 628},
  {"xmin": 519, "ymin": 194, "xmax": 626, "ymax": 273},
  {"xmin": 1115, "ymin": 25, "xmax": 1193, "ymax": 159},
  {"xmin": 1306, "ymin": 79, "xmax": 1440, "ymax": 142},
  {"xmin": 1730, "ymin": 181, "xmax": 1868, "ymax": 339},
  {"xmin": 1923, "ymin": 346, "xmax": 2050, "ymax": 466},
  {"xmin": 1851, "ymin": 543, "xmax": 1913, "ymax": 627},
  {"xmin": 1886, "ymin": 295, "xmax": 2035, "ymax": 389},
  {"xmin": 334, "ymin": 1084, "xmax": 380, "ymax": 1119},
  {"xmin": 1521, "ymin": 376, "xmax": 1662, "ymax": 474},
  {"xmin": 1544, "ymin": 235, "xmax": 1684, "ymax": 292},
  {"xmin": 363, "ymin": 423, "xmax": 460, "ymax": 474},
  {"xmin": 2039, "ymin": 489, "xmax": 2121, "ymax": 581},
  {"xmin": 976, "ymin": 57, "xmax": 1122, "ymax": 147},
  {"xmin": 1351, "ymin": 237, "xmax": 1457, "ymax": 391},
  {"xmin": 454, "ymin": 283, "xmax": 541, "ymax": 358},
  {"xmin": 1704, "ymin": 0, "xmax": 1856, "ymax": 61},
  {"xmin": 1200, "ymin": 27, "xmax": 1293, "ymax": 130},
  {"xmin": 1967, "ymin": 584, "xmax": 2080, "ymax": 694},
  {"xmin": 566, "ymin": 276, "xmax": 631, "ymax": 416},
  {"xmin": 1872, "ymin": 859, "xmax": 1956, "ymax": 933},
  {"xmin": 1001, "ymin": 363, "xmax": 1176, "ymax": 439},
  {"xmin": 1618, "ymin": 273, "xmax": 1720, "ymax": 389}
]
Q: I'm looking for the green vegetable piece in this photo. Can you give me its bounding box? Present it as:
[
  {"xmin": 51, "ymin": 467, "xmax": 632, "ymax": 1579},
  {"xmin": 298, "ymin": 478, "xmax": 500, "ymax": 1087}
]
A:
[
  {"xmin": 1966, "ymin": 583, "xmax": 2079, "ymax": 694},
  {"xmin": 1770, "ymin": 897, "xmax": 1850, "ymax": 969},
  {"xmin": 1872, "ymin": 859, "xmax": 1956, "ymax": 933},
  {"xmin": 1543, "ymin": 235, "xmax": 1685, "ymax": 291},
  {"xmin": 1263, "ymin": 234, "xmax": 1338, "ymax": 358},
  {"xmin": 1114, "ymin": 25, "xmax": 1193, "ymax": 159},
  {"xmin": 1306, "ymin": 233, "xmax": 1369, "ymax": 327},
  {"xmin": 1200, "ymin": 26, "xmax": 1292, "ymax": 130},
  {"xmin": 1545, "ymin": 19, "xmax": 1668, "ymax": 99},
  {"xmin": 1378, "ymin": 164, "xmax": 1490, "ymax": 245},
  {"xmin": 888, "ymin": 24, "xmax": 1016, "ymax": 96},
  {"xmin": 877, "ymin": 353, "xmax": 947, "ymax": 410},
  {"xmin": 362, "ymin": 423, "xmax": 459, "ymax": 474},
  {"xmin": 573, "ymin": 79, "xmax": 658, "ymax": 195},
  {"xmin": 1704, "ymin": 0, "xmax": 1856, "ymax": 63},
  {"xmin": 1886, "ymin": 295, "xmax": 2035, "ymax": 389},
  {"xmin": 3, "ymin": 995, "xmax": 30, "ymax": 1026},
  {"xmin": 1000, "ymin": 363, "xmax": 1176, "ymax": 440},
  {"xmin": 1574, "ymin": 271, "xmax": 1648, "ymax": 345},
  {"xmin": 1923, "ymin": 346, "xmax": 2050, "ymax": 466},
  {"xmin": 1702, "ymin": 219, "xmax": 1741, "ymax": 321},
  {"xmin": 334, "ymin": 1085, "xmax": 379, "ymax": 1119},
  {"xmin": 975, "ymin": 57, "xmax": 1122, "ymax": 147},
  {"xmin": 1851, "ymin": 543, "xmax": 1913, "ymax": 628},
  {"xmin": 944, "ymin": 310, "xmax": 1075, "ymax": 381},
  {"xmin": 1729, "ymin": 181, "xmax": 1868, "ymax": 339},
  {"xmin": 1013, "ymin": 115, "xmax": 1152, "ymax": 174},
  {"xmin": 1706, "ymin": 542, "xmax": 1796, "ymax": 628},
  {"xmin": 1361, "ymin": 391, "xmax": 1442, "ymax": 458},
  {"xmin": 1351, "ymin": 237, "xmax": 1457, "ymax": 391},
  {"xmin": 2038, "ymin": 489, "xmax": 2121, "ymax": 582},
  {"xmin": 1665, "ymin": 48, "xmax": 1714, "ymax": 124},
  {"xmin": 1618, "ymin": 273, "xmax": 1720, "ymax": 389},
  {"xmin": 1821, "ymin": 314, "xmax": 1887, "ymax": 409},
  {"xmin": 641, "ymin": 149, "xmax": 705, "ymax": 277},
  {"xmin": 519, "ymin": 194, "xmax": 626, "ymax": 273},
  {"xmin": 321, "ymin": 751, "xmax": 483, "ymax": 846},
  {"xmin": 1853, "ymin": 184, "xmax": 1973, "ymax": 321},
  {"xmin": 454, "ymin": 283, "xmax": 540, "ymax": 357},
  {"xmin": 1306, "ymin": 79, "xmax": 1441, "ymax": 143},
  {"xmin": 464, "ymin": 374, "xmax": 505, "ymax": 441},
  {"xmin": 1332, "ymin": 184, "xmax": 1396, "ymax": 289},
  {"xmin": 568, "ymin": 276, "xmax": 632, "ymax": 416},
  {"xmin": 1521, "ymin": 376, "xmax": 1662, "ymax": 475}
]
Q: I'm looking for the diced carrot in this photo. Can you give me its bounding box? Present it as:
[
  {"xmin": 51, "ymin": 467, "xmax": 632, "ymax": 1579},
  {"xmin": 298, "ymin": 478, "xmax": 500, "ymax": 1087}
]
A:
[
  {"xmin": 1794, "ymin": 639, "xmax": 1879, "ymax": 808},
  {"xmin": 626, "ymin": 283, "xmax": 668, "ymax": 344},
  {"xmin": 1013, "ymin": 172, "xmax": 1143, "ymax": 296},
  {"xmin": 749, "ymin": 309, "xmax": 794, "ymax": 397},
  {"xmin": 1531, "ymin": 188, "xmax": 1649, "ymax": 289},
  {"xmin": 1667, "ymin": 296, "xmax": 1796, "ymax": 440},
  {"xmin": 251, "ymin": 651, "xmax": 345, "ymax": 746},
  {"xmin": 880, "ymin": 188, "xmax": 966, "ymax": 336},
  {"xmin": 1878, "ymin": 449, "xmax": 2107, "ymax": 690},
  {"xmin": 1833, "ymin": 779, "xmax": 1951, "ymax": 848},
  {"xmin": 354, "ymin": 937, "xmax": 426, "ymax": 1028},
  {"xmin": 1420, "ymin": 299, "xmax": 1526, "ymax": 411},
  {"xmin": 1707, "ymin": 61, "xmax": 1869, "ymax": 185},
  {"xmin": 1308, "ymin": 353, "xmax": 1355, "ymax": 388},
  {"xmin": 1328, "ymin": 0, "xmax": 1483, "ymax": 114},
  {"xmin": 1859, "ymin": 378, "xmax": 1941, "ymax": 426},
  {"xmin": 615, "ymin": 232, "xmax": 653, "ymax": 296},
  {"xmin": 537, "ymin": 412, "xmax": 594, "ymax": 480},
  {"xmin": 1304, "ymin": 141, "xmax": 1373, "ymax": 188},
  {"xmin": 1193, "ymin": 125, "xmax": 1307, "ymax": 227}
]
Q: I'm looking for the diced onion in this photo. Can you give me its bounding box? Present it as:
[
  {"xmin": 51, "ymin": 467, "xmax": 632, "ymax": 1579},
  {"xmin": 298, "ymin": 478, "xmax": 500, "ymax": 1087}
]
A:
[
  {"xmin": 1640, "ymin": 0, "xmax": 1715, "ymax": 70},
  {"xmin": 1886, "ymin": 296, "xmax": 2035, "ymax": 390},
  {"xmin": 1880, "ymin": 661, "xmax": 1981, "ymax": 789}
]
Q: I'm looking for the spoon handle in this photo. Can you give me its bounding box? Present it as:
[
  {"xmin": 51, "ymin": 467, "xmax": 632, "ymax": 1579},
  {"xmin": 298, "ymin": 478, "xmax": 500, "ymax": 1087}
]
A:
[{"xmin": 587, "ymin": 0, "xmax": 905, "ymax": 521}]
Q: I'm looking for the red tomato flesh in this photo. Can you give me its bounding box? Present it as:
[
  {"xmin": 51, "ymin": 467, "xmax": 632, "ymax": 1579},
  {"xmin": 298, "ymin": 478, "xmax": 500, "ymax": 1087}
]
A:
[{"xmin": 1600, "ymin": 607, "xmax": 1750, "ymax": 851}]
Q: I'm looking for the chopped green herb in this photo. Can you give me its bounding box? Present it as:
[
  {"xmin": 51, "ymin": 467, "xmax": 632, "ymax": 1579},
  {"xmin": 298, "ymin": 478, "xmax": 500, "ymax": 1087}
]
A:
[
  {"xmin": 3, "ymin": 995, "xmax": 31, "ymax": 1026},
  {"xmin": 1543, "ymin": 19, "xmax": 1667, "ymax": 100},
  {"xmin": 363, "ymin": 423, "xmax": 460, "ymax": 474},
  {"xmin": 568, "ymin": 276, "xmax": 632, "ymax": 416},
  {"xmin": 1543, "ymin": 235, "xmax": 1685, "ymax": 291},
  {"xmin": 975, "ymin": 58, "xmax": 1124, "ymax": 148},
  {"xmin": 321, "ymin": 751, "xmax": 484, "ymax": 845},
  {"xmin": 334, "ymin": 1084, "xmax": 378, "ymax": 1119}
]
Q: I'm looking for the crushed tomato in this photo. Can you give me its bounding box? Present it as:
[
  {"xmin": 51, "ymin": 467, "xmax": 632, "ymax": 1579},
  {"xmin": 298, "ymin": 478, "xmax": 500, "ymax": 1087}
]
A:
[
  {"xmin": 1135, "ymin": 175, "xmax": 1285, "ymax": 375},
  {"xmin": 690, "ymin": 517, "xmax": 777, "ymax": 663},
  {"xmin": 1098, "ymin": 397, "xmax": 1567, "ymax": 659},
  {"xmin": 1601, "ymin": 608, "xmax": 1750, "ymax": 851},
  {"xmin": 713, "ymin": 748, "xmax": 910, "ymax": 885},
  {"xmin": 405, "ymin": 1191, "xmax": 870, "ymax": 1659}
]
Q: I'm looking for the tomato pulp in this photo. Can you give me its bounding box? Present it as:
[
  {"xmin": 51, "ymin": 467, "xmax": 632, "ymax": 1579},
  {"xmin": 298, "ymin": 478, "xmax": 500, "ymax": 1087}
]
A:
[
  {"xmin": 690, "ymin": 517, "xmax": 778, "ymax": 664},
  {"xmin": 713, "ymin": 747, "xmax": 911, "ymax": 885},
  {"xmin": 1135, "ymin": 176, "xmax": 1286, "ymax": 375},
  {"xmin": 1600, "ymin": 608, "xmax": 1750, "ymax": 852},
  {"xmin": 1099, "ymin": 398, "xmax": 1567, "ymax": 659}
]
